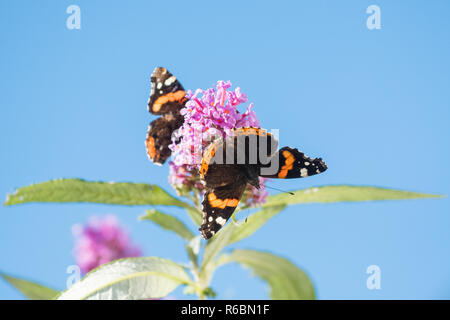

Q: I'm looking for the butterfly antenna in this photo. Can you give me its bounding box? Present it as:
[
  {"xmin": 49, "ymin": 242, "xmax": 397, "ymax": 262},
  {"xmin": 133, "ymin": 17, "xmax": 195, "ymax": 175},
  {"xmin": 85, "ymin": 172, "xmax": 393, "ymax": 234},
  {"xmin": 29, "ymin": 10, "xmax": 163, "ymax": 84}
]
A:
[{"xmin": 265, "ymin": 185, "xmax": 295, "ymax": 195}]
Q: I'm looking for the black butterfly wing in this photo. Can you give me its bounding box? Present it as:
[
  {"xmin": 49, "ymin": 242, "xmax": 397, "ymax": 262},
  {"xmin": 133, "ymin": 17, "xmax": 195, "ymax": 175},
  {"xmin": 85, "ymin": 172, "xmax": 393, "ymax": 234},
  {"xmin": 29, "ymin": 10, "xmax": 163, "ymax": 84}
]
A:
[
  {"xmin": 200, "ymin": 127, "xmax": 278, "ymax": 181},
  {"xmin": 259, "ymin": 147, "xmax": 327, "ymax": 179},
  {"xmin": 200, "ymin": 138, "xmax": 248, "ymax": 188},
  {"xmin": 145, "ymin": 114, "xmax": 184, "ymax": 165},
  {"xmin": 146, "ymin": 67, "xmax": 187, "ymax": 165},
  {"xmin": 198, "ymin": 128, "xmax": 327, "ymax": 240},
  {"xmin": 147, "ymin": 67, "xmax": 187, "ymax": 115},
  {"xmin": 200, "ymin": 179, "xmax": 247, "ymax": 240}
]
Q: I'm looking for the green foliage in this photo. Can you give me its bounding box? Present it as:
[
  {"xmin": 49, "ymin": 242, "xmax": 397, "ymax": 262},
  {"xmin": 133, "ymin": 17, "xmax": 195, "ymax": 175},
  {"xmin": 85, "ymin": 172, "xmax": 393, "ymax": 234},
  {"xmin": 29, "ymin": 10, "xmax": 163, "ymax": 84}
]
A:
[
  {"xmin": 3, "ymin": 179, "xmax": 443, "ymax": 300},
  {"xmin": 140, "ymin": 209, "xmax": 195, "ymax": 241},
  {"xmin": 57, "ymin": 257, "xmax": 193, "ymax": 300},
  {"xmin": 185, "ymin": 237, "xmax": 201, "ymax": 269},
  {"xmin": 184, "ymin": 206, "xmax": 203, "ymax": 226},
  {"xmin": 263, "ymin": 185, "xmax": 442, "ymax": 207},
  {"xmin": 201, "ymin": 223, "xmax": 236, "ymax": 272},
  {"xmin": 0, "ymin": 273, "xmax": 58, "ymax": 300},
  {"xmin": 227, "ymin": 205, "xmax": 286, "ymax": 245},
  {"xmin": 4, "ymin": 178, "xmax": 187, "ymax": 207},
  {"xmin": 220, "ymin": 249, "xmax": 315, "ymax": 300},
  {"xmin": 4, "ymin": 178, "xmax": 203, "ymax": 224}
]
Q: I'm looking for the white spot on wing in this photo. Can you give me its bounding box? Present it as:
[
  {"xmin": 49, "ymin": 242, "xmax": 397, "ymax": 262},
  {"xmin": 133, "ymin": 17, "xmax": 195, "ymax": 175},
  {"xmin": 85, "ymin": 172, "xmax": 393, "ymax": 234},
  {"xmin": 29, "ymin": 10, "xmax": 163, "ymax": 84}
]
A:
[
  {"xmin": 300, "ymin": 168, "xmax": 308, "ymax": 177},
  {"xmin": 164, "ymin": 76, "xmax": 176, "ymax": 86},
  {"xmin": 216, "ymin": 217, "xmax": 226, "ymax": 226}
]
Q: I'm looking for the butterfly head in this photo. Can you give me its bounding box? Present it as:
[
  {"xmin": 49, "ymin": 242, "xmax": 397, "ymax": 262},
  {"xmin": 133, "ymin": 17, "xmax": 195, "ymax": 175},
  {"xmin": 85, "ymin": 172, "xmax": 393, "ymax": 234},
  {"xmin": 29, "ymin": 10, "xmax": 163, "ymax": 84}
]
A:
[{"xmin": 243, "ymin": 166, "xmax": 260, "ymax": 189}]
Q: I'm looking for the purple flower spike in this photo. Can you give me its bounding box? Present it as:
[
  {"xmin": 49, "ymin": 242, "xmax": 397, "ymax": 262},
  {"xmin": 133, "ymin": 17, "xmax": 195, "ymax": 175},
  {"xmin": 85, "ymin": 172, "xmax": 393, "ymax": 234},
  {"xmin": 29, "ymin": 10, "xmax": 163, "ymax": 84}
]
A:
[{"xmin": 169, "ymin": 81, "xmax": 260, "ymax": 170}]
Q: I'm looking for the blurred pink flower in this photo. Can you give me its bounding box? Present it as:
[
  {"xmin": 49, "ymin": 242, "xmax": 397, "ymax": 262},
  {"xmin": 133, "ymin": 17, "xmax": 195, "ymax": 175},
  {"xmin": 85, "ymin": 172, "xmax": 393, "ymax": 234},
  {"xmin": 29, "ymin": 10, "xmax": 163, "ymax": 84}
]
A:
[{"xmin": 72, "ymin": 215, "xmax": 141, "ymax": 274}]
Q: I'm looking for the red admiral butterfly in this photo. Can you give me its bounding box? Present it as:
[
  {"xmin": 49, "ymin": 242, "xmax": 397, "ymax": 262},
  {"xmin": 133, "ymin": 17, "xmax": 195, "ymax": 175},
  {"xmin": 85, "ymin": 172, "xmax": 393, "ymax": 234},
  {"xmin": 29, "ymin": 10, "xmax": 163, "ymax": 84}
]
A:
[
  {"xmin": 199, "ymin": 127, "xmax": 327, "ymax": 239},
  {"xmin": 146, "ymin": 67, "xmax": 187, "ymax": 165}
]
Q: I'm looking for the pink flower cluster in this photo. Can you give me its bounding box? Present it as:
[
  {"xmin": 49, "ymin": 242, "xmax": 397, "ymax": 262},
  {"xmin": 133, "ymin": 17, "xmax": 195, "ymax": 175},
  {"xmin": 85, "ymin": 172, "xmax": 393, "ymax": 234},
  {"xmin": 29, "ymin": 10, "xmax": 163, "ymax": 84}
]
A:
[
  {"xmin": 168, "ymin": 81, "xmax": 269, "ymax": 206},
  {"xmin": 169, "ymin": 81, "xmax": 260, "ymax": 168},
  {"xmin": 72, "ymin": 215, "xmax": 142, "ymax": 274},
  {"xmin": 168, "ymin": 160, "xmax": 204, "ymax": 193}
]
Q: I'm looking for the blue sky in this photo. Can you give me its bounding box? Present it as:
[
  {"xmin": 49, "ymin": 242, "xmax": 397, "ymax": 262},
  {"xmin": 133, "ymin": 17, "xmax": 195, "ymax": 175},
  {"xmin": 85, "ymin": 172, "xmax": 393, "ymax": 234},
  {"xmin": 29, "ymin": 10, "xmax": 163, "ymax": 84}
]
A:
[{"xmin": 1, "ymin": 0, "xmax": 449, "ymax": 299}]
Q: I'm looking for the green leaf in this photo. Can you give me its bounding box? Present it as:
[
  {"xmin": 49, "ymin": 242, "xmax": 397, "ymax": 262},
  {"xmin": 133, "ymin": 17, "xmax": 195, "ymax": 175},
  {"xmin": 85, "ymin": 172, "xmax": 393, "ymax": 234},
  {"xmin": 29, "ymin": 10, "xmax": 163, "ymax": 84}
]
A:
[
  {"xmin": 227, "ymin": 205, "xmax": 286, "ymax": 245},
  {"xmin": 184, "ymin": 206, "xmax": 203, "ymax": 226},
  {"xmin": 221, "ymin": 249, "xmax": 315, "ymax": 300},
  {"xmin": 139, "ymin": 209, "xmax": 195, "ymax": 241},
  {"xmin": 199, "ymin": 205, "xmax": 287, "ymax": 285},
  {"xmin": 264, "ymin": 185, "xmax": 443, "ymax": 207},
  {"xmin": 1, "ymin": 272, "xmax": 59, "ymax": 300},
  {"xmin": 186, "ymin": 236, "xmax": 201, "ymax": 269},
  {"xmin": 4, "ymin": 178, "xmax": 188, "ymax": 207},
  {"xmin": 201, "ymin": 223, "xmax": 236, "ymax": 272},
  {"xmin": 57, "ymin": 257, "xmax": 193, "ymax": 300}
]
